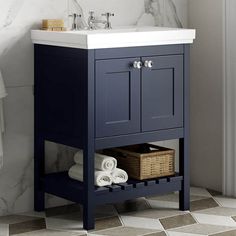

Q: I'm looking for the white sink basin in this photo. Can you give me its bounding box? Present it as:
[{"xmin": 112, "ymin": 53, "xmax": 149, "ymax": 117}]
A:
[{"xmin": 31, "ymin": 26, "xmax": 196, "ymax": 49}]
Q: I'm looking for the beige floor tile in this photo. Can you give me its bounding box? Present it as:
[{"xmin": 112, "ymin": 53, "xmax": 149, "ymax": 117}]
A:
[
  {"xmin": 207, "ymin": 189, "xmax": 222, "ymax": 197},
  {"xmin": 115, "ymin": 198, "xmax": 150, "ymax": 214},
  {"xmin": 123, "ymin": 208, "xmax": 186, "ymax": 219},
  {"xmin": 48, "ymin": 205, "xmax": 117, "ymax": 221},
  {"xmin": 159, "ymin": 213, "xmax": 196, "ymax": 230},
  {"xmin": 196, "ymin": 207, "xmax": 236, "ymax": 217},
  {"xmin": 91, "ymin": 226, "xmax": 163, "ymax": 236},
  {"xmin": 10, "ymin": 218, "xmax": 46, "ymax": 235},
  {"xmin": 211, "ymin": 229, "xmax": 236, "ymax": 236},
  {"xmin": 169, "ymin": 224, "xmax": 236, "ymax": 235},
  {"xmin": 144, "ymin": 232, "xmax": 167, "ymax": 236},
  {"xmin": 191, "ymin": 198, "xmax": 219, "ymax": 212},
  {"xmin": 9, "ymin": 189, "xmax": 236, "ymax": 236},
  {"xmin": 94, "ymin": 205, "xmax": 118, "ymax": 219},
  {"xmin": 92, "ymin": 216, "xmax": 122, "ymax": 232},
  {"xmin": 45, "ymin": 205, "xmax": 81, "ymax": 218},
  {"xmin": 120, "ymin": 215, "xmax": 164, "ymax": 230},
  {"xmin": 0, "ymin": 215, "xmax": 46, "ymax": 235},
  {"xmin": 12, "ymin": 229, "xmax": 85, "ymax": 236},
  {"xmin": 18, "ymin": 212, "xmax": 46, "ymax": 218},
  {"xmin": 0, "ymin": 215, "xmax": 43, "ymax": 224}
]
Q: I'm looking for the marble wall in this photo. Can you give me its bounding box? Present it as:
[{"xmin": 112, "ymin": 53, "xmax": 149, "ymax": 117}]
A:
[{"xmin": 0, "ymin": 0, "xmax": 187, "ymax": 215}]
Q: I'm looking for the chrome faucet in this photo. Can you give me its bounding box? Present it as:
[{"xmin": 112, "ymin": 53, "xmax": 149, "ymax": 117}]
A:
[
  {"xmin": 88, "ymin": 11, "xmax": 114, "ymax": 30},
  {"xmin": 69, "ymin": 13, "xmax": 82, "ymax": 30}
]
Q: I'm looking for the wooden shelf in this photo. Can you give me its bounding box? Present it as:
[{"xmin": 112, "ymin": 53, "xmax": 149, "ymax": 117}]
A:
[{"xmin": 42, "ymin": 172, "xmax": 183, "ymax": 205}]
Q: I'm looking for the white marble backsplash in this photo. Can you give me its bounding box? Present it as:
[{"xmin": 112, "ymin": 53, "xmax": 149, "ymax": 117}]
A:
[{"xmin": 0, "ymin": 0, "xmax": 187, "ymax": 215}]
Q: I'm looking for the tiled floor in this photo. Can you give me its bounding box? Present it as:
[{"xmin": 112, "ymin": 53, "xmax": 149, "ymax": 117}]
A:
[{"xmin": 2, "ymin": 187, "xmax": 236, "ymax": 236}]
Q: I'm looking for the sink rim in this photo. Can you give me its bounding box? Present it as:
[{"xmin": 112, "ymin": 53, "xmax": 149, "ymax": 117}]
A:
[{"xmin": 65, "ymin": 26, "xmax": 194, "ymax": 35}]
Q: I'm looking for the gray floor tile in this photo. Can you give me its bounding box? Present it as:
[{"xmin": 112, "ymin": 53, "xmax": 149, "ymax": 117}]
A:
[
  {"xmin": 115, "ymin": 198, "xmax": 150, "ymax": 214},
  {"xmin": 191, "ymin": 198, "xmax": 219, "ymax": 212},
  {"xmin": 13, "ymin": 229, "xmax": 85, "ymax": 236},
  {"xmin": 91, "ymin": 226, "xmax": 163, "ymax": 236},
  {"xmin": 94, "ymin": 205, "xmax": 118, "ymax": 219},
  {"xmin": 159, "ymin": 213, "xmax": 196, "ymax": 230},
  {"xmin": 4, "ymin": 188, "xmax": 236, "ymax": 236}
]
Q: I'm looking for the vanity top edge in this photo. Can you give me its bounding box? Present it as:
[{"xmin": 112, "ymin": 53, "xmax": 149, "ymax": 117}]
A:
[{"xmin": 31, "ymin": 27, "xmax": 196, "ymax": 49}]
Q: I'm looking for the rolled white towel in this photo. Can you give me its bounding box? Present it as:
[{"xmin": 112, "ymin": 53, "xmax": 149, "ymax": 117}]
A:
[
  {"xmin": 74, "ymin": 150, "xmax": 117, "ymax": 171},
  {"xmin": 111, "ymin": 168, "xmax": 128, "ymax": 184},
  {"xmin": 68, "ymin": 164, "xmax": 113, "ymax": 187}
]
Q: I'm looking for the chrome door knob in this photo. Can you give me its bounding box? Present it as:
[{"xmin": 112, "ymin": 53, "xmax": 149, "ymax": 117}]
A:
[
  {"xmin": 144, "ymin": 60, "xmax": 153, "ymax": 68},
  {"xmin": 133, "ymin": 61, "xmax": 142, "ymax": 69}
]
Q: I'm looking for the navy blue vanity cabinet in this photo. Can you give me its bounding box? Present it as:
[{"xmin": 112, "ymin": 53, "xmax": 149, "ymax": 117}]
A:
[
  {"xmin": 96, "ymin": 58, "xmax": 141, "ymax": 137},
  {"xmin": 142, "ymin": 55, "xmax": 184, "ymax": 132},
  {"xmin": 96, "ymin": 54, "xmax": 184, "ymax": 137},
  {"xmin": 34, "ymin": 44, "xmax": 190, "ymax": 230}
]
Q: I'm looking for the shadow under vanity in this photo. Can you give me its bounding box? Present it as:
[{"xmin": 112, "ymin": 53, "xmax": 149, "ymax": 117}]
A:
[{"xmin": 32, "ymin": 27, "xmax": 195, "ymax": 230}]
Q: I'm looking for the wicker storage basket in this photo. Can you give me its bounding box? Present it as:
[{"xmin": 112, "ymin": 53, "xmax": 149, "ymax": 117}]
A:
[{"xmin": 105, "ymin": 144, "xmax": 175, "ymax": 180}]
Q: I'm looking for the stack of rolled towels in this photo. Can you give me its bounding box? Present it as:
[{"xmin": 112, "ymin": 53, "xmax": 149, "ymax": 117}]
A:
[{"xmin": 68, "ymin": 150, "xmax": 128, "ymax": 187}]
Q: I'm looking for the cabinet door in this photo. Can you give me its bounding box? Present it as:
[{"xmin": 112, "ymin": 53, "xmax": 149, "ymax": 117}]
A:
[
  {"xmin": 142, "ymin": 55, "xmax": 183, "ymax": 132},
  {"xmin": 96, "ymin": 58, "xmax": 141, "ymax": 138}
]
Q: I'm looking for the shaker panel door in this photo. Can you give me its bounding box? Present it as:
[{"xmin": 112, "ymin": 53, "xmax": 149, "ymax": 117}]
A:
[
  {"xmin": 96, "ymin": 58, "xmax": 141, "ymax": 138},
  {"xmin": 142, "ymin": 55, "xmax": 183, "ymax": 132}
]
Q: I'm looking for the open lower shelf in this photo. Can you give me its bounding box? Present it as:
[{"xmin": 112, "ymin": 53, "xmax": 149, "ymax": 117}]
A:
[{"xmin": 42, "ymin": 172, "xmax": 183, "ymax": 205}]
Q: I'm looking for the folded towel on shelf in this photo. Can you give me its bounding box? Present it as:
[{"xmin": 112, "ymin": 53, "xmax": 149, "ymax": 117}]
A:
[
  {"xmin": 74, "ymin": 150, "xmax": 117, "ymax": 171},
  {"xmin": 111, "ymin": 168, "xmax": 128, "ymax": 184},
  {"xmin": 68, "ymin": 164, "xmax": 113, "ymax": 187}
]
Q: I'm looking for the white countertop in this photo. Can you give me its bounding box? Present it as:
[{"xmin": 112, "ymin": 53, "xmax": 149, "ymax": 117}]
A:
[{"xmin": 31, "ymin": 26, "xmax": 196, "ymax": 49}]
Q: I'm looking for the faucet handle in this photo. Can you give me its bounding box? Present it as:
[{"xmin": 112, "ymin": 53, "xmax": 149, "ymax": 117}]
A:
[
  {"xmin": 102, "ymin": 12, "xmax": 114, "ymax": 17},
  {"xmin": 68, "ymin": 13, "xmax": 81, "ymax": 18},
  {"xmin": 101, "ymin": 12, "xmax": 114, "ymax": 29},
  {"xmin": 68, "ymin": 13, "xmax": 81, "ymax": 30}
]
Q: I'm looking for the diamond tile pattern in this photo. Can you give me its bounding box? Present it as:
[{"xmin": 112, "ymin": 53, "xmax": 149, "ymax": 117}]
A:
[{"xmin": 1, "ymin": 188, "xmax": 236, "ymax": 236}]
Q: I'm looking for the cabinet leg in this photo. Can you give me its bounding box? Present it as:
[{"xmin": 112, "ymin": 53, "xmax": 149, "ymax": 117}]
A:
[
  {"xmin": 83, "ymin": 202, "xmax": 95, "ymax": 230},
  {"xmin": 34, "ymin": 137, "xmax": 45, "ymax": 212},
  {"xmin": 179, "ymin": 138, "xmax": 190, "ymax": 211},
  {"xmin": 83, "ymin": 146, "xmax": 95, "ymax": 230},
  {"xmin": 35, "ymin": 190, "xmax": 45, "ymax": 212}
]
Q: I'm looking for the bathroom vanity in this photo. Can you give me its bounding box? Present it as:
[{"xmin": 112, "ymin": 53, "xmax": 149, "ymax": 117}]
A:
[{"xmin": 31, "ymin": 27, "xmax": 195, "ymax": 230}]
